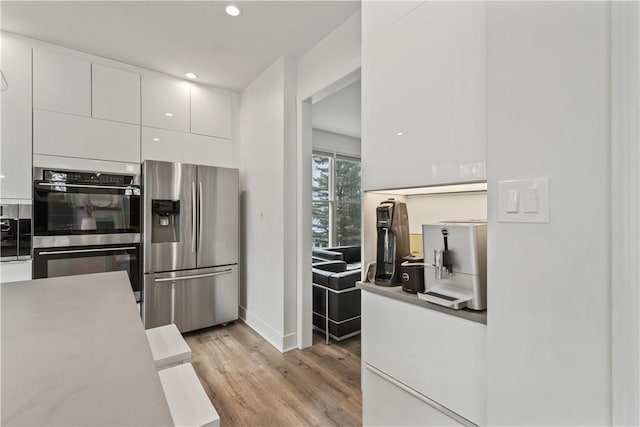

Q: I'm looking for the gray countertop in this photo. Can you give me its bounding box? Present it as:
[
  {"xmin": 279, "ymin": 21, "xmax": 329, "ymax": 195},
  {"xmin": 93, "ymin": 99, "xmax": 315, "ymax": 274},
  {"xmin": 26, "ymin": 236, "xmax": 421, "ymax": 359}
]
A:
[
  {"xmin": 1, "ymin": 271, "xmax": 174, "ymax": 426},
  {"xmin": 357, "ymin": 281, "xmax": 488, "ymax": 325}
]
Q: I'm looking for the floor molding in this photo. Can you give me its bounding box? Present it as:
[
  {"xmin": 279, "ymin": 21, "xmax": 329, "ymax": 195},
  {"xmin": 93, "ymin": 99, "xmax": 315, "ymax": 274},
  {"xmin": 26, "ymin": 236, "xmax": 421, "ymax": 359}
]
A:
[{"xmin": 239, "ymin": 305, "xmax": 294, "ymax": 353}]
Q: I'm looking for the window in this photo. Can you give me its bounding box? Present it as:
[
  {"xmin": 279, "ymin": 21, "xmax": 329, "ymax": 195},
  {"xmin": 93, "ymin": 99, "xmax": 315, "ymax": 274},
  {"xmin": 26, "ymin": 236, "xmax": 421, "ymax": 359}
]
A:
[{"xmin": 312, "ymin": 152, "xmax": 361, "ymax": 248}]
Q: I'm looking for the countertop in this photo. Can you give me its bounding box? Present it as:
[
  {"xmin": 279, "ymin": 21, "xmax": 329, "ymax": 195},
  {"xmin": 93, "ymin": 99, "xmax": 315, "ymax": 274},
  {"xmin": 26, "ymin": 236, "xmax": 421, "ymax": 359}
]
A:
[
  {"xmin": 357, "ymin": 281, "xmax": 488, "ymax": 325},
  {"xmin": 1, "ymin": 271, "xmax": 174, "ymax": 426}
]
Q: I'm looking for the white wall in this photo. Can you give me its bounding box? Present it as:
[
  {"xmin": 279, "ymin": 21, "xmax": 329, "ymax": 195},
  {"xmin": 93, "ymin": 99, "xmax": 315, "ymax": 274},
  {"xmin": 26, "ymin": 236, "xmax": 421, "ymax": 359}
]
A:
[
  {"xmin": 296, "ymin": 9, "xmax": 362, "ymax": 349},
  {"xmin": 312, "ymin": 128, "xmax": 361, "ymax": 158},
  {"xmin": 239, "ymin": 56, "xmax": 297, "ymax": 351},
  {"xmin": 406, "ymin": 192, "xmax": 487, "ymax": 234},
  {"xmin": 486, "ymin": 3, "xmax": 611, "ymax": 424},
  {"xmin": 297, "ymin": 10, "xmax": 362, "ymax": 101}
]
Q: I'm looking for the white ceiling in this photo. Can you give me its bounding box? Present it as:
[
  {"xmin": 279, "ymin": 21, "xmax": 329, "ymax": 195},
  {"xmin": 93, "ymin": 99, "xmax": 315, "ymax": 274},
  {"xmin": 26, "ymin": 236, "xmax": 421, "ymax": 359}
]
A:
[
  {"xmin": 312, "ymin": 79, "xmax": 361, "ymax": 138},
  {"xmin": 1, "ymin": 1, "xmax": 360, "ymax": 91}
]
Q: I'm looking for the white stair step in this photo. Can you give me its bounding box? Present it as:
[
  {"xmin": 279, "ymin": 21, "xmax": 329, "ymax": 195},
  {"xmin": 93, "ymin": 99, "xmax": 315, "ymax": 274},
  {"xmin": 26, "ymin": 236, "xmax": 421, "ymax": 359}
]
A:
[
  {"xmin": 159, "ymin": 363, "xmax": 220, "ymax": 427},
  {"xmin": 145, "ymin": 324, "xmax": 191, "ymax": 370}
]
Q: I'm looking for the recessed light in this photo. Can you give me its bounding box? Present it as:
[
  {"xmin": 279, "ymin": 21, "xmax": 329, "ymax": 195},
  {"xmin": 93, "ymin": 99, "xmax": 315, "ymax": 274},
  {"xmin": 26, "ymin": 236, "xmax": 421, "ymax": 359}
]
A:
[
  {"xmin": 165, "ymin": 112, "xmax": 173, "ymax": 117},
  {"xmin": 152, "ymin": 138, "xmax": 160, "ymax": 142},
  {"xmin": 185, "ymin": 72, "xmax": 197, "ymax": 79},
  {"xmin": 396, "ymin": 132, "xmax": 404, "ymax": 136},
  {"xmin": 225, "ymin": 5, "xmax": 240, "ymax": 16},
  {"xmin": 0, "ymin": 175, "xmax": 5, "ymax": 179}
]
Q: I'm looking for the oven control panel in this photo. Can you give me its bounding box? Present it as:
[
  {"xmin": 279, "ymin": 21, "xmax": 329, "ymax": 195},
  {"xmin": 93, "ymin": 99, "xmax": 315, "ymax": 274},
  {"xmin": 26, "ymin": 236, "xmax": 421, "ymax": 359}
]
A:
[{"xmin": 42, "ymin": 170, "xmax": 134, "ymax": 186}]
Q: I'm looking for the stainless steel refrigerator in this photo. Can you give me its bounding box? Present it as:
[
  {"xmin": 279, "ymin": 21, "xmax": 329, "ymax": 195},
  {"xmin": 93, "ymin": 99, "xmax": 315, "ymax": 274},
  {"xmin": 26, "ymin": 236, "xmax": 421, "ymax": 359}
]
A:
[{"xmin": 141, "ymin": 160, "xmax": 239, "ymax": 333}]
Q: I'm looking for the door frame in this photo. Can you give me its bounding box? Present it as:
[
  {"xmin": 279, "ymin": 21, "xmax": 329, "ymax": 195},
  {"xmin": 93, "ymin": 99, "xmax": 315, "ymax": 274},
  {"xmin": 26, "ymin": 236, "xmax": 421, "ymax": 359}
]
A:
[
  {"xmin": 611, "ymin": 2, "xmax": 640, "ymax": 424},
  {"xmin": 296, "ymin": 68, "xmax": 361, "ymax": 349}
]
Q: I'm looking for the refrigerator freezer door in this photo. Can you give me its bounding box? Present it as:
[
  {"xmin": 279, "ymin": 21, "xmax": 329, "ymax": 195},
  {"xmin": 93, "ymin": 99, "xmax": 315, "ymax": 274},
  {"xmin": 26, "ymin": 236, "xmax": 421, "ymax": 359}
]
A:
[
  {"xmin": 196, "ymin": 166, "xmax": 239, "ymax": 268},
  {"xmin": 143, "ymin": 160, "xmax": 197, "ymax": 273},
  {"xmin": 143, "ymin": 265, "xmax": 238, "ymax": 332}
]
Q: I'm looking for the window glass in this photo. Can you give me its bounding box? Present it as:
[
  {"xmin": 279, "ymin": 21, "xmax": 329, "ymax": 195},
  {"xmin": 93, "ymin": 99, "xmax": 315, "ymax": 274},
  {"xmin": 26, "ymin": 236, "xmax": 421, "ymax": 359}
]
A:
[{"xmin": 312, "ymin": 153, "xmax": 361, "ymax": 248}]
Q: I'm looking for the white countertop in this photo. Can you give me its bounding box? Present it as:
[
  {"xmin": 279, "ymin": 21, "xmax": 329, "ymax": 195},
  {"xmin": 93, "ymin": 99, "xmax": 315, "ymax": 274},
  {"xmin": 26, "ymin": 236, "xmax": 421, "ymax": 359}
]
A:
[{"xmin": 1, "ymin": 271, "xmax": 173, "ymax": 426}]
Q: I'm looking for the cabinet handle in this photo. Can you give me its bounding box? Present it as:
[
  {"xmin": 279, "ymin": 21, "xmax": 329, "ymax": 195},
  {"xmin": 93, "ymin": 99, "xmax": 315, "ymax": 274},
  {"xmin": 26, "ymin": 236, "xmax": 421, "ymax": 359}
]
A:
[
  {"xmin": 154, "ymin": 269, "xmax": 233, "ymax": 283},
  {"xmin": 39, "ymin": 246, "xmax": 136, "ymax": 255},
  {"xmin": 364, "ymin": 363, "xmax": 477, "ymax": 427}
]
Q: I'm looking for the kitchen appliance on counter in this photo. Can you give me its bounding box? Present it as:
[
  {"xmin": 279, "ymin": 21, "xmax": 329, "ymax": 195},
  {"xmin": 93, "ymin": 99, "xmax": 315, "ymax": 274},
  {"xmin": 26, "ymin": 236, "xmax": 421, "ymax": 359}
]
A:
[
  {"xmin": 420, "ymin": 221, "xmax": 487, "ymax": 310},
  {"xmin": 400, "ymin": 253, "xmax": 425, "ymax": 294},
  {"xmin": 142, "ymin": 160, "xmax": 239, "ymax": 333},
  {"xmin": 32, "ymin": 167, "xmax": 141, "ymax": 299},
  {"xmin": 1, "ymin": 203, "xmax": 32, "ymax": 262},
  {"xmin": 375, "ymin": 199, "xmax": 410, "ymax": 286}
]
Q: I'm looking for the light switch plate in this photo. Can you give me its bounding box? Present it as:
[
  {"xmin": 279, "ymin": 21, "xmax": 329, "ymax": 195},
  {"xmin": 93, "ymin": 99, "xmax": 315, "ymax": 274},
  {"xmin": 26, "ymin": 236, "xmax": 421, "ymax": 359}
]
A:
[{"xmin": 498, "ymin": 177, "xmax": 549, "ymax": 223}]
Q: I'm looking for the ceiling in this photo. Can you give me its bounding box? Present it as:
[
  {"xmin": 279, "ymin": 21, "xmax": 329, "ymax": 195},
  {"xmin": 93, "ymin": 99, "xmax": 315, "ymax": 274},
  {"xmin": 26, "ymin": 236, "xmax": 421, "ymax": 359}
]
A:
[
  {"xmin": 1, "ymin": 1, "xmax": 360, "ymax": 91},
  {"xmin": 312, "ymin": 79, "xmax": 361, "ymax": 138}
]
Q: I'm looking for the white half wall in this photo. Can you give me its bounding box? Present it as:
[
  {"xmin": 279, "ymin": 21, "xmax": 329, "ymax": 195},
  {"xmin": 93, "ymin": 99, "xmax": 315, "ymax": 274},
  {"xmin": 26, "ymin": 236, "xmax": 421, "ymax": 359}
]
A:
[
  {"xmin": 486, "ymin": 3, "xmax": 611, "ymax": 424},
  {"xmin": 239, "ymin": 56, "xmax": 297, "ymax": 352},
  {"xmin": 312, "ymin": 128, "xmax": 361, "ymax": 158}
]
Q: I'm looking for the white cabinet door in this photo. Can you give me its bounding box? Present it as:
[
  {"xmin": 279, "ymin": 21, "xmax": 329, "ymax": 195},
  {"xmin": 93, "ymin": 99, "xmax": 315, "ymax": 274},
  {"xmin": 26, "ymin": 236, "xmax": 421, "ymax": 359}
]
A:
[
  {"xmin": 362, "ymin": 364, "xmax": 464, "ymax": 427},
  {"xmin": 190, "ymin": 85, "xmax": 232, "ymax": 139},
  {"xmin": 362, "ymin": 2, "xmax": 486, "ymax": 190},
  {"xmin": 0, "ymin": 34, "xmax": 32, "ymax": 200},
  {"xmin": 0, "ymin": 261, "xmax": 32, "ymax": 283},
  {"xmin": 141, "ymin": 127, "xmax": 232, "ymax": 167},
  {"xmin": 141, "ymin": 74, "xmax": 190, "ymax": 132},
  {"xmin": 1, "ymin": 107, "xmax": 32, "ymax": 200},
  {"xmin": 33, "ymin": 110, "xmax": 140, "ymax": 163},
  {"xmin": 362, "ymin": 291, "xmax": 487, "ymax": 425},
  {"xmin": 33, "ymin": 49, "xmax": 91, "ymax": 116},
  {"xmin": 92, "ymin": 63, "xmax": 140, "ymax": 124},
  {"xmin": 1, "ymin": 34, "xmax": 32, "ymax": 109}
]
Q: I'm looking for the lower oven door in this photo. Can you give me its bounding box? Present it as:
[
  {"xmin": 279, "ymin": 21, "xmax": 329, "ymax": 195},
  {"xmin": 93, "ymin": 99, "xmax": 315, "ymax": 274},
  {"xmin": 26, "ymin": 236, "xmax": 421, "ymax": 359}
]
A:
[{"xmin": 33, "ymin": 243, "xmax": 141, "ymax": 301}]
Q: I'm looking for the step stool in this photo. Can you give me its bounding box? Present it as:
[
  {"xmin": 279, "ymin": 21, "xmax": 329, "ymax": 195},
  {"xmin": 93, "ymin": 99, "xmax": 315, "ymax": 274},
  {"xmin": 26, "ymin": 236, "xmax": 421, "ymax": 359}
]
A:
[
  {"xmin": 145, "ymin": 324, "xmax": 191, "ymax": 370},
  {"xmin": 159, "ymin": 363, "xmax": 220, "ymax": 427}
]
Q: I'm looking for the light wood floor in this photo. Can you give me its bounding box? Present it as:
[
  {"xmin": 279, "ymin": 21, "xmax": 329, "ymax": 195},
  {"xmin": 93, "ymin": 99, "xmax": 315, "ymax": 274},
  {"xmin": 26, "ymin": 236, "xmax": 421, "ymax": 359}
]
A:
[{"xmin": 184, "ymin": 321, "xmax": 362, "ymax": 427}]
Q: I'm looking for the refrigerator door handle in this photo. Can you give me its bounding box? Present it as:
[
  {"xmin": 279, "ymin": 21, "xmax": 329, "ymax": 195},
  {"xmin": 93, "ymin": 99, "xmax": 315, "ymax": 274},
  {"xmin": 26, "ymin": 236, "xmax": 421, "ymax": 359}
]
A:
[
  {"xmin": 191, "ymin": 182, "xmax": 197, "ymax": 254},
  {"xmin": 154, "ymin": 269, "xmax": 233, "ymax": 283},
  {"xmin": 198, "ymin": 182, "xmax": 203, "ymax": 253}
]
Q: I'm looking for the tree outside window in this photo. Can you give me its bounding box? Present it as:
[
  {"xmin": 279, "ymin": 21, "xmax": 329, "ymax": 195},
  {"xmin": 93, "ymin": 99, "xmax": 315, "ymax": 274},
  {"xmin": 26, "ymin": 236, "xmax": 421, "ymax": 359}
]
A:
[{"xmin": 312, "ymin": 152, "xmax": 361, "ymax": 248}]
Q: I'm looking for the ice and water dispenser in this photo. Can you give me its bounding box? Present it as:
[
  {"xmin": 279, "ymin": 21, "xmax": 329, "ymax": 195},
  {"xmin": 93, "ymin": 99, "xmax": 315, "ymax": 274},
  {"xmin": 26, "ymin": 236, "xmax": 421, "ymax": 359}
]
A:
[{"xmin": 151, "ymin": 200, "xmax": 180, "ymax": 243}]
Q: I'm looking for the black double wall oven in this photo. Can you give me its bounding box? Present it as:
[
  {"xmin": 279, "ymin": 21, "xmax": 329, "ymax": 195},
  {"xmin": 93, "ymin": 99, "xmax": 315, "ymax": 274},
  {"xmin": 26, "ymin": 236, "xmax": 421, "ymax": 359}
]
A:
[{"xmin": 33, "ymin": 168, "xmax": 142, "ymax": 300}]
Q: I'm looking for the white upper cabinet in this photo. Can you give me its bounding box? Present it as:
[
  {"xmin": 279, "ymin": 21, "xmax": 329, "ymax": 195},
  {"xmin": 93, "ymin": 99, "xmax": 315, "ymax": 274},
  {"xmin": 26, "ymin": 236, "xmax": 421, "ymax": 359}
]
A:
[
  {"xmin": 141, "ymin": 127, "xmax": 232, "ymax": 168},
  {"xmin": 33, "ymin": 49, "xmax": 91, "ymax": 116},
  {"xmin": 1, "ymin": 34, "xmax": 32, "ymax": 200},
  {"xmin": 141, "ymin": 74, "xmax": 190, "ymax": 132},
  {"xmin": 361, "ymin": 2, "xmax": 486, "ymax": 190},
  {"xmin": 92, "ymin": 63, "xmax": 140, "ymax": 125},
  {"xmin": 34, "ymin": 110, "xmax": 140, "ymax": 163},
  {"xmin": 190, "ymin": 85, "xmax": 232, "ymax": 139},
  {"xmin": 1, "ymin": 34, "xmax": 32, "ymax": 109}
]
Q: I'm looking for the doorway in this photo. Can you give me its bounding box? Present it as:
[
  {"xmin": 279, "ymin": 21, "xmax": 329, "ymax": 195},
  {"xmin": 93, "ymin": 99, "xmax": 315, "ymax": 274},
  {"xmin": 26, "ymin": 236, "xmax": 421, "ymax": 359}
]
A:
[{"xmin": 307, "ymin": 78, "xmax": 362, "ymax": 347}]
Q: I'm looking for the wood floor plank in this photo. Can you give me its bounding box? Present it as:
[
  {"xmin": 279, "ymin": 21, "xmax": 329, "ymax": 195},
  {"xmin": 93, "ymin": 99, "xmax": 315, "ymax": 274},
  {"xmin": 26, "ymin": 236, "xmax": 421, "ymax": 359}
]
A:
[{"xmin": 184, "ymin": 321, "xmax": 362, "ymax": 427}]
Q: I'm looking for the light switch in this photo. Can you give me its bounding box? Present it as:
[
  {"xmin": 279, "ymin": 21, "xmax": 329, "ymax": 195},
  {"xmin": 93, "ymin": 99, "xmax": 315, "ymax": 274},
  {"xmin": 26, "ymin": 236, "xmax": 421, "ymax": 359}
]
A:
[
  {"xmin": 506, "ymin": 190, "xmax": 520, "ymax": 213},
  {"xmin": 523, "ymin": 188, "xmax": 539, "ymax": 213},
  {"xmin": 498, "ymin": 177, "xmax": 549, "ymax": 223}
]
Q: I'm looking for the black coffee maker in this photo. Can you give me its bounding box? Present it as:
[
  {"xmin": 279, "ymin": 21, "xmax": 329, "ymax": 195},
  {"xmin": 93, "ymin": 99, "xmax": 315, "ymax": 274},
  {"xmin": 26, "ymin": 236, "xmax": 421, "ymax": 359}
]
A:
[{"xmin": 375, "ymin": 199, "xmax": 410, "ymax": 286}]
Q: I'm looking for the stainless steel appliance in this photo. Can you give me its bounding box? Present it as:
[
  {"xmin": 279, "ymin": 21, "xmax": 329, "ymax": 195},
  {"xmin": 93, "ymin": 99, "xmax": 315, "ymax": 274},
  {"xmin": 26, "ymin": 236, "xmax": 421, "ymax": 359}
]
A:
[
  {"xmin": 32, "ymin": 168, "xmax": 141, "ymax": 299},
  {"xmin": 419, "ymin": 221, "xmax": 487, "ymax": 310},
  {"xmin": 1, "ymin": 203, "xmax": 32, "ymax": 262},
  {"xmin": 374, "ymin": 199, "xmax": 410, "ymax": 286},
  {"xmin": 142, "ymin": 160, "xmax": 239, "ymax": 333}
]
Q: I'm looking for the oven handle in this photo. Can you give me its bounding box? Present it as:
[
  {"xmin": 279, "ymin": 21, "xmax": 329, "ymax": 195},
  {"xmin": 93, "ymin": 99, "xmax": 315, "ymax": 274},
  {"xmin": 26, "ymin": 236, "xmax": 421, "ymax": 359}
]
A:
[
  {"xmin": 36, "ymin": 183, "xmax": 138, "ymax": 191},
  {"xmin": 38, "ymin": 246, "xmax": 137, "ymax": 255},
  {"xmin": 154, "ymin": 269, "xmax": 233, "ymax": 283}
]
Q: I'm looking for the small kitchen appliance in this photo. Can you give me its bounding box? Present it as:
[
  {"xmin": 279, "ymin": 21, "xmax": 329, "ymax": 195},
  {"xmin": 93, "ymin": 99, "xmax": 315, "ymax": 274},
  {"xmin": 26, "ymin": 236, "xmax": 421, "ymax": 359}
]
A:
[
  {"xmin": 374, "ymin": 199, "xmax": 410, "ymax": 286},
  {"xmin": 400, "ymin": 254, "xmax": 425, "ymax": 294},
  {"xmin": 420, "ymin": 221, "xmax": 487, "ymax": 310}
]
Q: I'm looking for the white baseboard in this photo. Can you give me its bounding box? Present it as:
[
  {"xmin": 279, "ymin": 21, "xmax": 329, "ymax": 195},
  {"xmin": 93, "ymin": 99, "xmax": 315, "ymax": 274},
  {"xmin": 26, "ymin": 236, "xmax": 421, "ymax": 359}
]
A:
[{"xmin": 239, "ymin": 305, "xmax": 297, "ymax": 353}]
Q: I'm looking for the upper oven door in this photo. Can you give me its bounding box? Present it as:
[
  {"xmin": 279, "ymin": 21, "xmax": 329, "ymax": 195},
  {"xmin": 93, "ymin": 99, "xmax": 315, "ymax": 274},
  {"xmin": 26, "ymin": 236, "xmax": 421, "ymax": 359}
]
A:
[{"xmin": 33, "ymin": 181, "xmax": 140, "ymax": 236}]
